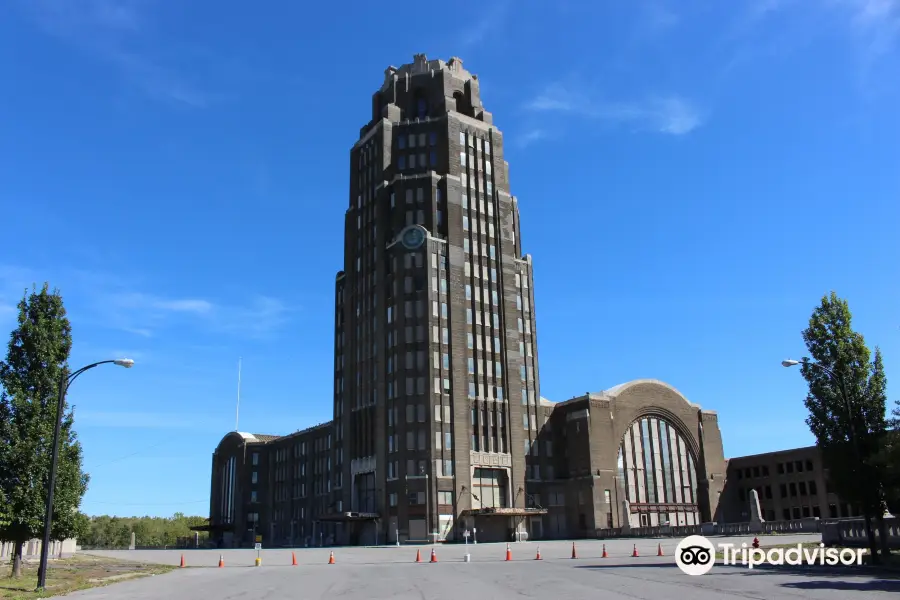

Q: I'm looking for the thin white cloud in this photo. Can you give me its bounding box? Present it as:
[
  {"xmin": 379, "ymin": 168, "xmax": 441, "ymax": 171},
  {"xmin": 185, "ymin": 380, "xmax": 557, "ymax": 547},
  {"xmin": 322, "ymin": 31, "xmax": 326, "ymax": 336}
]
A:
[
  {"xmin": 76, "ymin": 410, "xmax": 210, "ymax": 429},
  {"xmin": 212, "ymin": 295, "xmax": 293, "ymax": 339},
  {"xmin": 0, "ymin": 264, "xmax": 295, "ymax": 341},
  {"xmin": 525, "ymin": 86, "xmax": 704, "ymax": 136},
  {"xmin": 640, "ymin": 3, "xmax": 680, "ymax": 34},
  {"xmin": 19, "ymin": 0, "xmax": 214, "ymax": 108},
  {"xmin": 0, "ymin": 265, "xmax": 36, "ymax": 318},
  {"xmin": 842, "ymin": 0, "xmax": 900, "ymax": 56},
  {"xmin": 516, "ymin": 129, "xmax": 550, "ymax": 148},
  {"xmin": 460, "ymin": 0, "xmax": 510, "ymax": 47},
  {"xmin": 108, "ymin": 292, "xmax": 214, "ymax": 315},
  {"xmin": 98, "ymin": 290, "xmax": 294, "ymax": 339}
]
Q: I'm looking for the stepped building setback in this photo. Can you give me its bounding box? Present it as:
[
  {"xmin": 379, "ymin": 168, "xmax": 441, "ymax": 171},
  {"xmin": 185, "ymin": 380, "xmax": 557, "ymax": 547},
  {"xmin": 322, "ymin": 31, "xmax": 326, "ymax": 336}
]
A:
[{"xmin": 200, "ymin": 56, "xmax": 839, "ymax": 549}]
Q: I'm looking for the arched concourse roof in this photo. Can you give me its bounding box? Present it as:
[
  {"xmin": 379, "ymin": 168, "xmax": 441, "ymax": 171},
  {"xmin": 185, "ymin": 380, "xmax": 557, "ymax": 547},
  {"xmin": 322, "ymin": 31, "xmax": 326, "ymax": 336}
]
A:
[
  {"xmin": 601, "ymin": 379, "xmax": 705, "ymax": 411},
  {"xmin": 215, "ymin": 431, "xmax": 281, "ymax": 451}
]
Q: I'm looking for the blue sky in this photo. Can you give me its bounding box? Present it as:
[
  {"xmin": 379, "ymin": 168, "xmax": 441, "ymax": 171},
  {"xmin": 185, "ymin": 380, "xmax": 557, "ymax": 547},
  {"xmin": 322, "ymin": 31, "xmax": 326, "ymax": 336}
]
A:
[{"xmin": 1, "ymin": 0, "xmax": 898, "ymax": 518}]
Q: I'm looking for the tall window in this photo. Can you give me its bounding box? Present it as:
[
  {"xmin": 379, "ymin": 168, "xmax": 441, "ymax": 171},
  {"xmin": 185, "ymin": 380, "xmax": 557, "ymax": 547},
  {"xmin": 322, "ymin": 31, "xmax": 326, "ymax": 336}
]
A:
[
  {"xmin": 471, "ymin": 468, "xmax": 508, "ymax": 509},
  {"xmin": 417, "ymin": 98, "xmax": 428, "ymax": 118},
  {"xmin": 616, "ymin": 416, "xmax": 700, "ymax": 526}
]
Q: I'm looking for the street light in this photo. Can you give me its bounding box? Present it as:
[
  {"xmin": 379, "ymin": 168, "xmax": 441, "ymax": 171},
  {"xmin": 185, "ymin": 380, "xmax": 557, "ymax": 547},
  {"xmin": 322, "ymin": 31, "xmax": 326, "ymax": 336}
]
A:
[
  {"xmin": 36, "ymin": 359, "xmax": 134, "ymax": 591},
  {"xmin": 781, "ymin": 356, "xmax": 877, "ymax": 559}
]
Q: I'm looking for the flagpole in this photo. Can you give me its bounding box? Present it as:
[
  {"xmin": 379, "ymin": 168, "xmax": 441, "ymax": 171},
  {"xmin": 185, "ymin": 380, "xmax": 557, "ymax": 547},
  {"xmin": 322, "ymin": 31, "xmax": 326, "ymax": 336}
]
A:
[{"xmin": 235, "ymin": 357, "xmax": 242, "ymax": 431}]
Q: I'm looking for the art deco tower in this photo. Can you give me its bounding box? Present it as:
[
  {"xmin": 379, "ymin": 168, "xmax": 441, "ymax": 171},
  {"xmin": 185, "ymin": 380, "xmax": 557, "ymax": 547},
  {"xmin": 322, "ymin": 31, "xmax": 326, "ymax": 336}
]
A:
[{"xmin": 332, "ymin": 55, "xmax": 541, "ymax": 544}]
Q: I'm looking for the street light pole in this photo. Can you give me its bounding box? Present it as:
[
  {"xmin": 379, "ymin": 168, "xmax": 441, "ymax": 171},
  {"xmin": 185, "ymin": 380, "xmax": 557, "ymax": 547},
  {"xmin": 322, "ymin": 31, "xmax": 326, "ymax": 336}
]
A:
[
  {"xmin": 781, "ymin": 357, "xmax": 878, "ymax": 560},
  {"xmin": 36, "ymin": 359, "xmax": 134, "ymax": 591}
]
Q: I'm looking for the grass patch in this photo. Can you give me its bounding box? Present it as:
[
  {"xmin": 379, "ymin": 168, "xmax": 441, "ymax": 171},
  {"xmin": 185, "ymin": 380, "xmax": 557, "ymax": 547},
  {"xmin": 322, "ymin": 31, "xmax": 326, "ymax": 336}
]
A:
[{"xmin": 0, "ymin": 554, "xmax": 173, "ymax": 599}]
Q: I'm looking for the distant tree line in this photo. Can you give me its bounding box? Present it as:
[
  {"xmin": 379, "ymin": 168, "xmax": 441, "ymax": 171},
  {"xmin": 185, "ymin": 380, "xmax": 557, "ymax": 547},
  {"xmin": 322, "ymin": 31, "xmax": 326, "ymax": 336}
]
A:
[{"xmin": 79, "ymin": 513, "xmax": 209, "ymax": 549}]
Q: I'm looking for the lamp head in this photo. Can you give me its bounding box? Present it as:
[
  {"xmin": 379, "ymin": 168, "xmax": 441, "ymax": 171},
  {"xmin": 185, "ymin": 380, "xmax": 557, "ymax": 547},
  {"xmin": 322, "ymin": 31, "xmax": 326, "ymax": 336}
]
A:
[
  {"xmin": 781, "ymin": 359, "xmax": 801, "ymax": 368},
  {"xmin": 114, "ymin": 359, "xmax": 135, "ymax": 368}
]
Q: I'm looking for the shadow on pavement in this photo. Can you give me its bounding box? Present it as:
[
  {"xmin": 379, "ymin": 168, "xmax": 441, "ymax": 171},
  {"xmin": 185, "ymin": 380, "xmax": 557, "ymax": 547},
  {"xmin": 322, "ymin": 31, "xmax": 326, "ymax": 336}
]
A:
[
  {"xmin": 576, "ymin": 561, "xmax": 900, "ymax": 580},
  {"xmin": 575, "ymin": 563, "xmax": 681, "ymax": 570},
  {"xmin": 781, "ymin": 579, "xmax": 900, "ymax": 592}
]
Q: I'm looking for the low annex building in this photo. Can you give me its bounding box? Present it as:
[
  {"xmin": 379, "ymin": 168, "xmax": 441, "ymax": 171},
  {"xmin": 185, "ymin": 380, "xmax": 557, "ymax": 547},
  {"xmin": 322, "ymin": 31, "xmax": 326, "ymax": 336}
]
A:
[{"xmin": 202, "ymin": 379, "xmax": 728, "ymax": 547}]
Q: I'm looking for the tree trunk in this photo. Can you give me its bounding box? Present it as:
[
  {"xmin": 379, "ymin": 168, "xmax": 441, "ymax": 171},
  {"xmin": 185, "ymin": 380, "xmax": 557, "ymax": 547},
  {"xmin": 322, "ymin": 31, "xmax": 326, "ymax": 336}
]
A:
[{"xmin": 11, "ymin": 541, "xmax": 23, "ymax": 578}]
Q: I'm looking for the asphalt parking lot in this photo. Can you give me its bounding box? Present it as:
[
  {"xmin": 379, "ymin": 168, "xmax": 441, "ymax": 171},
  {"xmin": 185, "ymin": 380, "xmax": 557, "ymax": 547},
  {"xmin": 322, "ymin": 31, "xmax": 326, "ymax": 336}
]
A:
[{"xmin": 70, "ymin": 535, "xmax": 898, "ymax": 599}]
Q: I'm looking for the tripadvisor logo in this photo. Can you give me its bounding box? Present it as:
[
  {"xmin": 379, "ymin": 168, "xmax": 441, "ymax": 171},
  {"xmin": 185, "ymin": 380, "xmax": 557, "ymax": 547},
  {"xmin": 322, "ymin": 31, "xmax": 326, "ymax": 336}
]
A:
[{"xmin": 675, "ymin": 535, "xmax": 867, "ymax": 576}]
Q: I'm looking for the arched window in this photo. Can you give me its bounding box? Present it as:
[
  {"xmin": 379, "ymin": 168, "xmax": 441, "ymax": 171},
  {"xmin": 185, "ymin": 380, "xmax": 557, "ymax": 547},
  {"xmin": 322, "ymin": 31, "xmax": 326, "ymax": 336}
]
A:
[
  {"xmin": 417, "ymin": 97, "xmax": 428, "ymax": 119},
  {"xmin": 412, "ymin": 89, "xmax": 428, "ymax": 119},
  {"xmin": 616, "ymin": 415, "xmax": 700, "ymax": 526}
]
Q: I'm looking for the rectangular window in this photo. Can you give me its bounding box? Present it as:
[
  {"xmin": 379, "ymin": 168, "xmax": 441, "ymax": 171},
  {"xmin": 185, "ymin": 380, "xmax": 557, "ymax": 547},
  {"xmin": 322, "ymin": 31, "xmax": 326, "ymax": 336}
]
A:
[{"xmin": 444, "ymin": 432, "xmax": 452, "ymax": 449}]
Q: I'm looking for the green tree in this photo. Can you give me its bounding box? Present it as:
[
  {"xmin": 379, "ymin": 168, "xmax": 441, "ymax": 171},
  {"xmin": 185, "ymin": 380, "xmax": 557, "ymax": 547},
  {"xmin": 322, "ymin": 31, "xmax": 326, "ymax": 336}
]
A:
[
  {"xmin": 875, "ymin": 395, "xmax": 900, "ymax": 512},
  {"xmin": 800, "ymin": 291, "xmax": 889, "ymax": 561},
  {"xmin": 0, "ymin": 284, "xmax": 90, "ymax": 578}
]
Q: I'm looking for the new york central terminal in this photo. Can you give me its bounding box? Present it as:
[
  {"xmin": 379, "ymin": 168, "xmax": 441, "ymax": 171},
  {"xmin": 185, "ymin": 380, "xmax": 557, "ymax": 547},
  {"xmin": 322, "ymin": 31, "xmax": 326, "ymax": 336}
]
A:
[{"xmin": 197, "ymin": 55, "xmax": 837, "ymax": 548}]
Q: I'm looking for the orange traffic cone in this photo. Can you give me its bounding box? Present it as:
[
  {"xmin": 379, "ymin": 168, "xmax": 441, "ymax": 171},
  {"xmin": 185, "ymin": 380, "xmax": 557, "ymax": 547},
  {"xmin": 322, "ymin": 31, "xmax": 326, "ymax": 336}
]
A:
[
  {"xmin": 415, "ymin": 549, "xmax": 422, "ymax": 563},
  {"xmin": 632, "ymin": 544, "xmax": 639, "ymax": 557},
  {"xmin": 291, "ymin": 551, "xmax": 298, "ymax": 566},
  {"xmin": 535, "ymin": 546, "xmax": 542, "ymax": 560},
  {"xmin": 180, "ymin": 554, "xmax": 185, "ymax": 568},
  {"xmin": 657, "ymin": 543, "xmax": 664, "ymax": 557},
  {"xmin": 602, "ymin": 544, "xmax": 608, "ymax": 558},
  {"xmin": 430, "ymin": 548, "xmax": 437, "ymax": 563},
  {"xmin": 328, "ymin": 551, "xmax": 335, "ymax": 564},
  {"xmin": 571, "ymin": 542, "xmax": 577, "ymax": 559},
  {"xmin": 505, "ymin": 543, "xmax": 512, "ymax": 561},
  {"xmin": 218, "ymin": 554, "xmax": 224, "ymax": 568}
]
